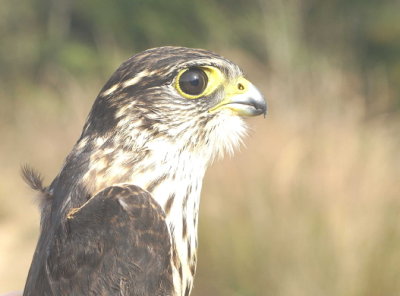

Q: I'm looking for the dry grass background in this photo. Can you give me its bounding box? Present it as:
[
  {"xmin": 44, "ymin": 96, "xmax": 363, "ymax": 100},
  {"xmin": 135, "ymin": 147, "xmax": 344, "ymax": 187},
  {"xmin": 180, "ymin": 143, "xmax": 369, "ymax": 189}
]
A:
[{"xmin": 1, "ymin": 46, "xmax": 399, "ymax": 295}]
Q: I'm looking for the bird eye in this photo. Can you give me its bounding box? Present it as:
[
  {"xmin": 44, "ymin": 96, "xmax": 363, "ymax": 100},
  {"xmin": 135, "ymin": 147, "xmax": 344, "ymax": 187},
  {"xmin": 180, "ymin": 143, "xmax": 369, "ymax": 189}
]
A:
[{"xmin": 178, "ymin": 68, "xmax": 208, "ymax": 96}]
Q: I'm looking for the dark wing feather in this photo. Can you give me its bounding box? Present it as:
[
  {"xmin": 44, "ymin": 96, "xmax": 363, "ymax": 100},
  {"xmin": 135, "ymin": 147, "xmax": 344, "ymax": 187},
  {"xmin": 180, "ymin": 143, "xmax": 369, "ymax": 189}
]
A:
[{"xmin": 24, "ymin": 185, "xmax": 174, "ymax": 296}]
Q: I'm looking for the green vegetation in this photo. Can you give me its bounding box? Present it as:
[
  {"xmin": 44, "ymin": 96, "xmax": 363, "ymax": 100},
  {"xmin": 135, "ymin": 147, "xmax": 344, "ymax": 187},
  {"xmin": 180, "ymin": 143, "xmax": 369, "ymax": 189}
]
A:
[{"xmin": 1, "ymin": 0, "xmax": 399, "ymax": 295}]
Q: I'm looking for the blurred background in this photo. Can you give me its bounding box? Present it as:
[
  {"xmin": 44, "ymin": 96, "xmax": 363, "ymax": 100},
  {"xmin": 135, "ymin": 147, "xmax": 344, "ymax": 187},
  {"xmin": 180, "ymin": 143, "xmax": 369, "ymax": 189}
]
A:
[{"xmin": 1, "ymin": 0, "xmax": 400, "ymax": 295}]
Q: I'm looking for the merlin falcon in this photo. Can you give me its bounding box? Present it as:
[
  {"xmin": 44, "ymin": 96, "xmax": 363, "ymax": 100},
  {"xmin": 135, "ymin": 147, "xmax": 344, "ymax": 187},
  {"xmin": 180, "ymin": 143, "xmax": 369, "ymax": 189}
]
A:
[{"xmin": 22, "ymin": 46, "xmax": 266, "ymax": 296}]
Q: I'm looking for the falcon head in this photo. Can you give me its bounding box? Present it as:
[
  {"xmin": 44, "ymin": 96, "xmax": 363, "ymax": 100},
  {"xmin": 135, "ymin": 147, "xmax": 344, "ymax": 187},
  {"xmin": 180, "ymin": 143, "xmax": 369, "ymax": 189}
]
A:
[
  {"xmin": 22, "ymin": 46, "xmax": 267, "ymax": 296},
  {"xmin": 80, "ymin": 46, "xmax": 266, "ymax": 165}
]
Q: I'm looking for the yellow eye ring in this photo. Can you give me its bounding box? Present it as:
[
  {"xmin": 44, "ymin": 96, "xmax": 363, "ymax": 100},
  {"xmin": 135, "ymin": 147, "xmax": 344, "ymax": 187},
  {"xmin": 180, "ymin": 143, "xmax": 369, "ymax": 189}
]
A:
[{"xmin": 175, "ymin": 66, "xmax": 225, "ymax": 99}]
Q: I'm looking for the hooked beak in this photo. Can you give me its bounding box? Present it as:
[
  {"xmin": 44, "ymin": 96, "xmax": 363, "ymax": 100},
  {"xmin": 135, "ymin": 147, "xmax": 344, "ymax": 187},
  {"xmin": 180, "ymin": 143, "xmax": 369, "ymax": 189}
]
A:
[{"xmin": 209, "ymin": 77, "xmax": 267, "ymax": 117}]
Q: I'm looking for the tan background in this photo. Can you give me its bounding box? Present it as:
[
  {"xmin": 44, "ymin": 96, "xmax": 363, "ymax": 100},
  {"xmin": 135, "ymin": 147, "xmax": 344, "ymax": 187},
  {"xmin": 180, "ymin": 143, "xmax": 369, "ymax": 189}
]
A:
[{"xmin": 1, "ymin": 1, "xmax": 400, "ymax": 295}]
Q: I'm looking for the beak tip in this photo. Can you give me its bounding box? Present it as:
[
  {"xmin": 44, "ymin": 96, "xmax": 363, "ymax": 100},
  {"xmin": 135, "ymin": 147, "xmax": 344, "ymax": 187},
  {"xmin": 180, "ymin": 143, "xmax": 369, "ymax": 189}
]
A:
[
  {"xmin": 247, "ymin": 83, "xmax": 267, "ymax": 118},
  {"xmin": 253, "ymin": 96, "xmax": 267, "ymax": 118}
]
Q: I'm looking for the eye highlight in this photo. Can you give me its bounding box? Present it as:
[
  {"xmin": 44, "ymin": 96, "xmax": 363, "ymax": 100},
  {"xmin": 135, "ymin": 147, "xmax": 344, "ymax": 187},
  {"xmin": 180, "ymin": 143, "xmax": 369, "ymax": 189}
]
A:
[{"xmin": 178, "ymin": 68, "xmax": 208, "ymax": 96}]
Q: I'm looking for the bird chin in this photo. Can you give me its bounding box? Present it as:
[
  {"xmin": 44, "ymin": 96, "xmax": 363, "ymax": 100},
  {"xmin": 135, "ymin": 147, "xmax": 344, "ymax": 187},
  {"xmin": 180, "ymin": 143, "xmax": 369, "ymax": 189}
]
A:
[{"xmin": 207, "ymin": 112, "xmax": 248, "ymax": 161}]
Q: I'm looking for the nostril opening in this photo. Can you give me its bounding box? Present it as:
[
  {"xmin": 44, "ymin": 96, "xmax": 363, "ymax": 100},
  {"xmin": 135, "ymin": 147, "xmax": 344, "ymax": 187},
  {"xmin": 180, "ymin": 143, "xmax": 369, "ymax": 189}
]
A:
[{"xmin": 238, "ymin": 83, "xmax": 245, "ymax": 91}]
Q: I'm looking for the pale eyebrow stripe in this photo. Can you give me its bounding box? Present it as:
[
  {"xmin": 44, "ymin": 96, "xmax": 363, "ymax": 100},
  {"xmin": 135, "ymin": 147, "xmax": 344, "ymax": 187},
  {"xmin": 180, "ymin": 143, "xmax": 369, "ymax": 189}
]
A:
[
  {"xmin": 122, "ymin": 70, "xmax": 150, "ymax": 88},
  {"xmin": 100, "ymin": 69, "xmax": 151, "ymax": 97},
  {"xmin": 101, "ymin": 83, "xmax": 120, "ymax": 97}
]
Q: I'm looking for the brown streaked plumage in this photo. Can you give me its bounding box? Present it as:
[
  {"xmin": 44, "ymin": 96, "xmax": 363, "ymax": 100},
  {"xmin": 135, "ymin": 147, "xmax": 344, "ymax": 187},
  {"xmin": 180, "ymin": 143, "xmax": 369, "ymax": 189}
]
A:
[{"xmin": 23, "ymin": 46, "xmax": 266, "ymax": 296}]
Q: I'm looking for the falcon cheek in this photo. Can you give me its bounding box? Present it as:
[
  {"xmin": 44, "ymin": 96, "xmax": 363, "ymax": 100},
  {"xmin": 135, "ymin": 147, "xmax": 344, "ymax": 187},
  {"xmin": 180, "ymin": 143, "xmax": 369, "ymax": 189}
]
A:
[{"xmin": 209, "ymin": 77, "xmax": 267, "ymax": 117}]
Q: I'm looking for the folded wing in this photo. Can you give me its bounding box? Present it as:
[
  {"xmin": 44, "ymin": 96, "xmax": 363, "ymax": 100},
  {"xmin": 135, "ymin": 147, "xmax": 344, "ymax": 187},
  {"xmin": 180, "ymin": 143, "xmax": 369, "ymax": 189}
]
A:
[{"xmin": 24, "ymin": 185, "xmax": 174, "ymax": 296}]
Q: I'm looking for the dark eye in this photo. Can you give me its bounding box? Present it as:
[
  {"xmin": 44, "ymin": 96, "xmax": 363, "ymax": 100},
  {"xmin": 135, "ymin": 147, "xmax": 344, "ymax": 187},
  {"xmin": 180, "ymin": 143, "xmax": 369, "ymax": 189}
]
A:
[{"xmin": 178, "ymin": 68, "xmax": 208, "ymax": 96}]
